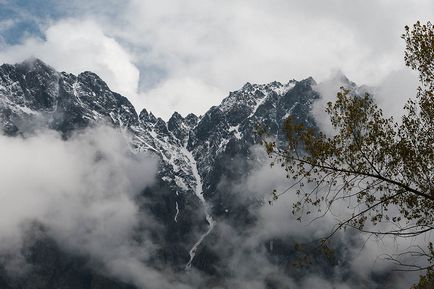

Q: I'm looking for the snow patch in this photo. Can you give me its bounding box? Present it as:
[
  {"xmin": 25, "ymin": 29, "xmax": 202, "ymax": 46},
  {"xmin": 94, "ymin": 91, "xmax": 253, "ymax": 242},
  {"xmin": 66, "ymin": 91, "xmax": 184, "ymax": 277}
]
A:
[
  {"xmin": 181, "ymin": 146, "xmax": 215, "ymax": 270},
  {"xmin": 271, "ymin": 80, "xmax": 296, "ymax": 95},
  {"xmin": 174, "ymin": 201, "xmax": 180, "ymax": 222},
  {"xmin": 17, "ymin": 105, "xmax": 38, "ymax": 115},
  {"xmin": 175, "ymin": 176, "xmax": 189, "ymax": 191},
  {"xmin": 281, "ymin": 102, "xmax": 299, "ymax": 120},
  {"xmin": 229, "ymin": 125, "xmax": 242, "ymax": 139}
]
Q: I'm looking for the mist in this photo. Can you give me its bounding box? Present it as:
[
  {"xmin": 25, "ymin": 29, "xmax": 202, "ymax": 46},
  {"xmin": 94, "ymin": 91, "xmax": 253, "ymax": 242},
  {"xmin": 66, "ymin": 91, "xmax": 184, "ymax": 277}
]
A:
[
  {"xmin": 0, "ymin": 126, "xmax": 190, "ymax": 287},
  {"xmin": 202, "ymin": 145, "xmax": 426, "ymax": 289}
]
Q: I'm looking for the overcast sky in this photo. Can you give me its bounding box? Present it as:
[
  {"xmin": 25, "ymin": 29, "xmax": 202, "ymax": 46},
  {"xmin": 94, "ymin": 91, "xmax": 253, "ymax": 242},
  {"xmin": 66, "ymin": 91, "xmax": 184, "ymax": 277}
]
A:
[{"xmin": 0, "ymin": 0, "xmax": 432, "ymax": 119}]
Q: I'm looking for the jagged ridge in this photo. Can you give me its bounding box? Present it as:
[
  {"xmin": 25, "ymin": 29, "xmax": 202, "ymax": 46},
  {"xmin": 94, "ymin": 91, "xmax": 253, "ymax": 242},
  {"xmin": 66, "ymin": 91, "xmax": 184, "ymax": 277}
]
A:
[{"xmin": 0, "ymin": 58, "xmax": 321, "ymax": 288}]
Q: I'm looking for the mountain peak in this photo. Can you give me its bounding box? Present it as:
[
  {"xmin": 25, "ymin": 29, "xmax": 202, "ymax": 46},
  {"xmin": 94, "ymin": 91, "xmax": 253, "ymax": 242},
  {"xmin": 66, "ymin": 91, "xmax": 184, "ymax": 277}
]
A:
[
  {"xmin": 327, "ymin": 70, "xmax": 356, "ymax": 88},
  {"xmin": 0, "ymin": 59, "xmax": 360, "ymax": 288},
  {"xmin": 77, "ymin": 70, "xmax": 112, "ymax": 92},
  {"xmin": 15, "ymin": 57, "xmax": 57, "ymax": 76},
  {"xmin": 302, "ymin": 76, "xmax": 316, "ymax": 85},
  {"xmin": 170, "ymin": 111, "xmax": 183, "ymax": 121},
  {"xmin": 19, "ymin": 57, "xmax": 50, "ymax": 68},
  {"xmin": 185, "ymin": 113, "xmax": 199, "ymax": 127},
  {"xmin": 139, "ymin": 108, "xmax": 157, "ymax": 123},
  {"xmin": 241, "ymin": 82, "xmax": 253, "ymax": 91}
]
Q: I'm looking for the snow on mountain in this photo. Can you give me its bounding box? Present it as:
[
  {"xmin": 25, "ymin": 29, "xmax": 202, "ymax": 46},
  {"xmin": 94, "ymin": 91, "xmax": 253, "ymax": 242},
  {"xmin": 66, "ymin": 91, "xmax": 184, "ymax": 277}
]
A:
[{"xmin": 0, "ymin": 58, "xmax": 321, "ymax": 287}]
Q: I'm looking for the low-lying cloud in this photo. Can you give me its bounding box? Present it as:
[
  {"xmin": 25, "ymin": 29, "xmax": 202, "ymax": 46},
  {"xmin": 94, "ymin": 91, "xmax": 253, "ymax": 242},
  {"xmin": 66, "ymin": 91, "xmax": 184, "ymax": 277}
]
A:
[
  {"xmin": 208, "ymin": 145, "xmax": 426, "ymax": 289},
  {"xmin": 0, "ymin": 125, "xmax": 428, "ymax": 288},
  {"xmin": 0, "ymin": 125, "xmax": 173, "ymax": 286}
]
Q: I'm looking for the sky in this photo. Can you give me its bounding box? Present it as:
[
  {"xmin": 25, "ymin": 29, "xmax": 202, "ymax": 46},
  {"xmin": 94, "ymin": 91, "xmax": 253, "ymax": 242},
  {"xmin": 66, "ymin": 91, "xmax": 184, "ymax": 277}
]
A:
[
  {"xmin": 0, "ymin": 2, "xmax": 433, "ymax": 287},
  {"xmin": 0, "ymin": 0, "xmax": 432, "ymax": 120}
]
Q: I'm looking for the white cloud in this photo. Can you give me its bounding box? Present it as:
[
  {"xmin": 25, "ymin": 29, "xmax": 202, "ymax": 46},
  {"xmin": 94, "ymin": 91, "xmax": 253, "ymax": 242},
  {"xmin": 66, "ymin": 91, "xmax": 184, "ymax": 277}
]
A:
[
  {"xmin": 2, "ymin": 0, "xmax": 433, "ymax": 119},
  {"xmin": 1, "ymin": 1, "xmax": 432, "ymax": 286},
  {"xmin": 373, "ymin": 69, "xmax": 419, "ymax": 119},
  {"xmin": 0, "ymin": 126, "xmax": 173, "ymax": 287},
  {"xmin": 0, "ymin": 19, "xmax": 15, "ymax": 31},
  {"xmin": 139, "ymin": 77, "xmax": 224, "ymax": 119},
  {"xmin": 211, "ymin": 145, "xmax": 428, "ymax": 288},
  {"xmin": 92, "ymin": 0, "xmax": 433, "ymax": 118}
]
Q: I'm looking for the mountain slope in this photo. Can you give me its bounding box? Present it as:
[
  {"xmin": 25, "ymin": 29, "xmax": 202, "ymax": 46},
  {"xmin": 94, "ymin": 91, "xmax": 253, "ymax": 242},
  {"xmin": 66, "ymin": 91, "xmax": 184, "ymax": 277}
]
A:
[{"xmin": 0, "ymin": 58, "xmax": 387, "ymax": 289}]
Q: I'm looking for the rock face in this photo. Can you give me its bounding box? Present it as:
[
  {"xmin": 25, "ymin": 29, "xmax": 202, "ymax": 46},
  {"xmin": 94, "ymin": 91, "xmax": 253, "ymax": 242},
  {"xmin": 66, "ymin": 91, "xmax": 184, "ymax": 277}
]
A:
[{"xmin": 0, "ymin": 59, "xmax": 327, "ymax": 288}]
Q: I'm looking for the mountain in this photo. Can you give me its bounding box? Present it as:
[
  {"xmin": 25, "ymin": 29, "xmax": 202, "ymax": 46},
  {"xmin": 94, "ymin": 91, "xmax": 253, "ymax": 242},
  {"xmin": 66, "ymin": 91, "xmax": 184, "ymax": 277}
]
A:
[{"xmin": 0, "ymin": 59, "xmax": 391, "ymax": 289}]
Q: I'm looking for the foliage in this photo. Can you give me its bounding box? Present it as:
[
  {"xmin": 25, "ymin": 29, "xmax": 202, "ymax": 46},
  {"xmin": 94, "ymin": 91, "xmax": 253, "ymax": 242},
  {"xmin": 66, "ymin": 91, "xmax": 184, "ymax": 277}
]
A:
[
  {"xmin": 412, "ymin": 268, "xmax": 434, "ymax": 289},
  {"xmin": 264, "ymin": 21, "xmax": 434, "ymax": 276}
]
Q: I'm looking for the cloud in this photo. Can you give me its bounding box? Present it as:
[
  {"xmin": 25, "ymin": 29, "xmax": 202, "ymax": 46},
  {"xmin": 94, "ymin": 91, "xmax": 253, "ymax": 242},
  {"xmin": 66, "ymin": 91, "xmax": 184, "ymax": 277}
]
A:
[
  {"xmin": 1, "ymin": 0, "xmax": 433, "ymax": 119},
  {"xmin": 139, "ymin": 77, "xmax": 224, "ymax": 118},
  {"xmin": 110, "ymin": 0, "xmax": 433, "ymax": 83},
  {"xmin": 373, "ymin": 69, "xmax": 419, "ymax": 119},
  {"xmin": 0, "ymin": 2, "xmax": 433, "ymax": 286},
  {"xmin": 311, "ymin": 66, "xmax": 420, "ymax": 136},
  {"xmin": 0, "ymin": 125, "xmax": 183, "ymax": 287},
  {"xmin": 207, "ymin": 146, "xmax": 427, "ymax": 288},
  {"xmin": 311, "ymin": 71, "xmax": 356, "ymax": 135},
  {"xmin": 82, "ymin": 0, "xmax": 434, "ymax": 117}
]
